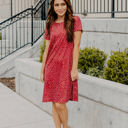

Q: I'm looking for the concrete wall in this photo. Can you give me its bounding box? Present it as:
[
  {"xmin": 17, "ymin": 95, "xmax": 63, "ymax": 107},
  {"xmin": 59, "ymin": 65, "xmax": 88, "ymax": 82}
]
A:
[
  {"xmin": 0, "ymin": 35, "xmax": 44, "ymax": 78},
  {"xmin": 0, "ymin": 0, "xmax": 11, "ymax": 22},
  {"xmin": 1, "ymin": 18, "xmax": 128, "ymax": 57},
  {"xmin": 80, "ymin": 18, "xmax": 128, "ymax": 57},
  {"xmin": 15, "ymin": 57, "xmax": 128, "ymax": 128},
  {"xmin": 0, "ymin": 18, "xmax": 128, "ymax": 77}
]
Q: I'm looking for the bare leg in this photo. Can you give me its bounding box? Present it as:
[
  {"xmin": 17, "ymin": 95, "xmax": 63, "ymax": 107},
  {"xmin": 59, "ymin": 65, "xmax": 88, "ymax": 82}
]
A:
[
  {"xmin": 52, "ymin": 102, "xmax": 62, "ymax": 128},
  {"xmin": 55, "ymin": 103, "xmax": 69, "ymax": 128}
]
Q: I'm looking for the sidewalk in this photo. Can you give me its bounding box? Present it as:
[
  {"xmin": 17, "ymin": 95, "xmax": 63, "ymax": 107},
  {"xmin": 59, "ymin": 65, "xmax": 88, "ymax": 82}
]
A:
[{"xmin": 0, "ymin": 82, "xmax": 55, "ymax": 128}]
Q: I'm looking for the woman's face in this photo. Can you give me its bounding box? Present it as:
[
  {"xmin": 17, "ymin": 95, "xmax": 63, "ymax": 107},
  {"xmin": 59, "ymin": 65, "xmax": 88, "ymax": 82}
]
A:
[{"xmin": 54, "ymin": 0, "xmax": 67, "ymax": 17}]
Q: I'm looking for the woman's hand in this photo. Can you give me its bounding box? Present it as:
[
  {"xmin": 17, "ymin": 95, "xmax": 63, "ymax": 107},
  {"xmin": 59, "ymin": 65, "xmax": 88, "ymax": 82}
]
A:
[
  {"xmin": 40, "ymin": 71, "xmax": 44, "ymax": 83},
  {"xmin": 71, "ymin": 69, "xmax": 79, "ymax": 81}
]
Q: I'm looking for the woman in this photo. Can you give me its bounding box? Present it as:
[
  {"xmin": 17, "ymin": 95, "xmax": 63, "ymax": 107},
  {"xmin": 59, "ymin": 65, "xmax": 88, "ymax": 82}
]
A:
[{"xmin": 40, "ymin": 0, "xmax": 83, "ymax": 128}]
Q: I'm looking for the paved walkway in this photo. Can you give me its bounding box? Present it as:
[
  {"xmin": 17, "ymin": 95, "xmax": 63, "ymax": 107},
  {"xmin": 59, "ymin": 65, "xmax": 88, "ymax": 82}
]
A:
[{"xmin": 0, "ymin": 82, "xmax": 55, "ymax": 128}]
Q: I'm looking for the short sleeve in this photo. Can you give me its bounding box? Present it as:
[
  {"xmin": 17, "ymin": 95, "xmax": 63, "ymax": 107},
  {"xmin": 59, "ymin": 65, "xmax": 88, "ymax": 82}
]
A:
[
  {"xmin": 44, "ymin": 27, "xmax": 50, "ymax": 40},
  {"xmin": 73, "ymin": 16, "xmax": 83, "ymax": 32}
]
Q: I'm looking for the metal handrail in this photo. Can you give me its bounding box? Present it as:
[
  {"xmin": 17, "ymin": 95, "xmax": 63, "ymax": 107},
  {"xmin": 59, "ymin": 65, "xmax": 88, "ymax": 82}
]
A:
[
  {"xmin": 70, "ymin": 0, "xmax": 128, "ymax": 18},
  {"xmin": 0, "ymin": 0, "xmax": 49, "ymax": 60}
]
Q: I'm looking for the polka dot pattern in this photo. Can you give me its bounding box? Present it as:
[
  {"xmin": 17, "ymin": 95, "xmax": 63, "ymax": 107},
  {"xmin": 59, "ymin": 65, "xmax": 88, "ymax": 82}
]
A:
[{"xmin": 42, "ymin": 16, "xmax": 82, "ymax": 103}]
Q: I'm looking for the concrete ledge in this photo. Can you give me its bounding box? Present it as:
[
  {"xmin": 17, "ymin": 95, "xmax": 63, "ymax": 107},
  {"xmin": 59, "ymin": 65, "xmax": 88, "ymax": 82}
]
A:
[
  {"xmin": 79, "ymin": 73, "xmax": 128, "ymax": 112},
  {"xmin": 15, "ymin": 57, "xmax": 128, "ymax": 128},
  {"xmin": 0, "ymin": 36, "xmax": 44, "ymax": 77}
]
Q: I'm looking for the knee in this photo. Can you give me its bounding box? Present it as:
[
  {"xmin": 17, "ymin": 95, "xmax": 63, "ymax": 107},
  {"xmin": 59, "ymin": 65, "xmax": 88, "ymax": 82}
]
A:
[
  {"xmin": 52, "ymin": 102, "xmax": 56, "ymax": 105},
  {"xmin": 55, "ymin": 103, "xmax": 65, "ymax": 110},
  {"xmin": 52, "ymin": 102, "xmax": 56, "ymax": 107}
]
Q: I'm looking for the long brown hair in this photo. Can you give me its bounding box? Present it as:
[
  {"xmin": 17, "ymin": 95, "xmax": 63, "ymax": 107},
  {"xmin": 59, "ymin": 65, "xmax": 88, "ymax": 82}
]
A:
[{"xmin": 45, "ymin": 0, "xmax": 75, "ymax": 43}]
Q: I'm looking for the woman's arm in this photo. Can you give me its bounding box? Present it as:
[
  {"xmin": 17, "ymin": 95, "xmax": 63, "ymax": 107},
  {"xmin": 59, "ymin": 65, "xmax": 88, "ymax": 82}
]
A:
[
  {"xmin": 71, "ymin": 31, "xmax": 82, "ymax": 81},
  {"xmin": 72, "ymin": 31, "xmax": 82, "ymax": 71},
  {"xmin": 40, "ymin": 40, "xmax": 50, "ymax": 74}
]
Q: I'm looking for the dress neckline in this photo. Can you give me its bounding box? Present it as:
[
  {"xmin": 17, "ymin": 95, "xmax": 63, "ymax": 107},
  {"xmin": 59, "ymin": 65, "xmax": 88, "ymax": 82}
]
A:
[{"xmin": 54, "ymin": 20, "xmax": 64, "ymax": 24}]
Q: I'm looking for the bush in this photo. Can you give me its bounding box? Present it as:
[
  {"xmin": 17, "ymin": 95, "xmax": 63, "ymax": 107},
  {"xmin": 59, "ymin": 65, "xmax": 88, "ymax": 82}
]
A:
[
  {"xmin": 78, "ymin": 47, "xmax": 107, "ymax": 74},
  {"xmin": 103, "ymin": 48, "xmax": 128, "ymax": 85},
  {"xmin": 86, "ymin": 66, "xmax": 104, "ymax": 78},
  {"xmin": 39, "ymin": 40, "xmax": 46, "ymax": 63}
]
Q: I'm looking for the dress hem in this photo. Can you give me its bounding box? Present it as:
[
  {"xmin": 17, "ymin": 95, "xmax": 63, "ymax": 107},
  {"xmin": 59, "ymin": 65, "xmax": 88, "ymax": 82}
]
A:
[{"xmin": 42, "ymin": 98, "xmax": 78, "ymax": 103}]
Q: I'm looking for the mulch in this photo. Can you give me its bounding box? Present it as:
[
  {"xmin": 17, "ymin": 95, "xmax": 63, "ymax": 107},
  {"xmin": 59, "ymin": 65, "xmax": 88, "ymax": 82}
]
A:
[{"xmin": 0, "ymin": 77, "xmax": 15, "ymax": 92}]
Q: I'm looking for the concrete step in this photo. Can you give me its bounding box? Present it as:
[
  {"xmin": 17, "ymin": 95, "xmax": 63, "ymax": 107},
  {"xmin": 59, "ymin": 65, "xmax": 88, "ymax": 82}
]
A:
[{"xmin": 0, "ymin": 82, "xmax": 55, "ymax": 128}]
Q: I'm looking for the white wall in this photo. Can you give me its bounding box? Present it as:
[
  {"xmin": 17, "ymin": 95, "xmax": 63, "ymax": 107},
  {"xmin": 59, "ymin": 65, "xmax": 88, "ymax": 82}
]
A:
[
  {"xmin": 15, "ymin": 57, "xmax": 128, "ymax": 128},
  {"xmin": 12, "ymin": 0, "xmax": 36, "ymax": 15},
  {"xmin": 0, "ymin": 0, "xmax": 11, "ymax": 22},
  {"xmin": 80, "ymin": 18, "xmax": 128, "ymax": 57},
  {"xmin": 0, "ymin": 0, "xmax": 38, "ymax": 22},
  {"xmin": 0, "ymin": 34, "xmax": 44, "ymax": 78},
  {"xmin": 0, "ymin": 18, "xmax": 128, "ymax": 77}
]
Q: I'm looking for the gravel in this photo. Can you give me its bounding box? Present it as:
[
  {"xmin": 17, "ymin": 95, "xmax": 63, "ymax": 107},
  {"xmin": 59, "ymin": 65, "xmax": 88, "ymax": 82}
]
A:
[{"xmin": 0, "ymin": 77, "xmax": 15, "ymax": 91}]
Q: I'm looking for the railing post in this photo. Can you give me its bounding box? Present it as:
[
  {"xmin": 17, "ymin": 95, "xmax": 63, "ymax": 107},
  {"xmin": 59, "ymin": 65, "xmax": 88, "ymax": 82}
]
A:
[
  {"xmin": 111, "ymin": 0, "xmax": 115, "ymax": 18},
  {"xmin": 31, "ymin": 6, "xmax": 33, "ymax": 46}
]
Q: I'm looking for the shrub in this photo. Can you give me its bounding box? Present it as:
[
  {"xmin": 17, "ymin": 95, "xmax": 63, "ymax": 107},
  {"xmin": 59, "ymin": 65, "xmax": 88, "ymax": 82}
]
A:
[
  {"xmin": 103, "ymin": 48, "xmax": 128, "ymax": 85},
  {"xmin": 39, "ymin": 40, "xmax": 46, "ymax": 63},
  {"xmin": 78, "ymin": 47, "xmax": 107, "ymax": 74},
  {"xmin": 86, "ymin": 66, "xmax": 104, "ymax": 78}
]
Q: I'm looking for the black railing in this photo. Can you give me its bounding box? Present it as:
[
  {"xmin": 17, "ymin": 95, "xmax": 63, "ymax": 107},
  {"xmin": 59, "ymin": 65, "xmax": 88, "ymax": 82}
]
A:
[
  {"xmin": 0, "ymin": 0, "xmax": 128, "ymax": 60},
  {"xmin": 11, "ymin": 0, "xmax": 35, "ymax": 16},
  {"xmin": 71, "ymin": 0, "xmax": 128, "ymax": 18},
  {"xmin": 0, "ymin": 0, "xmax": 49, "ymax": 60}
]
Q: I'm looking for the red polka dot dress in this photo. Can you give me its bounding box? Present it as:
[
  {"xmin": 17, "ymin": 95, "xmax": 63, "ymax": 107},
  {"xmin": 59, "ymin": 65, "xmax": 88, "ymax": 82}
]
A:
[{"xmin": 42, "ymin": 16, "xmax": 82, "ymax": 103}]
